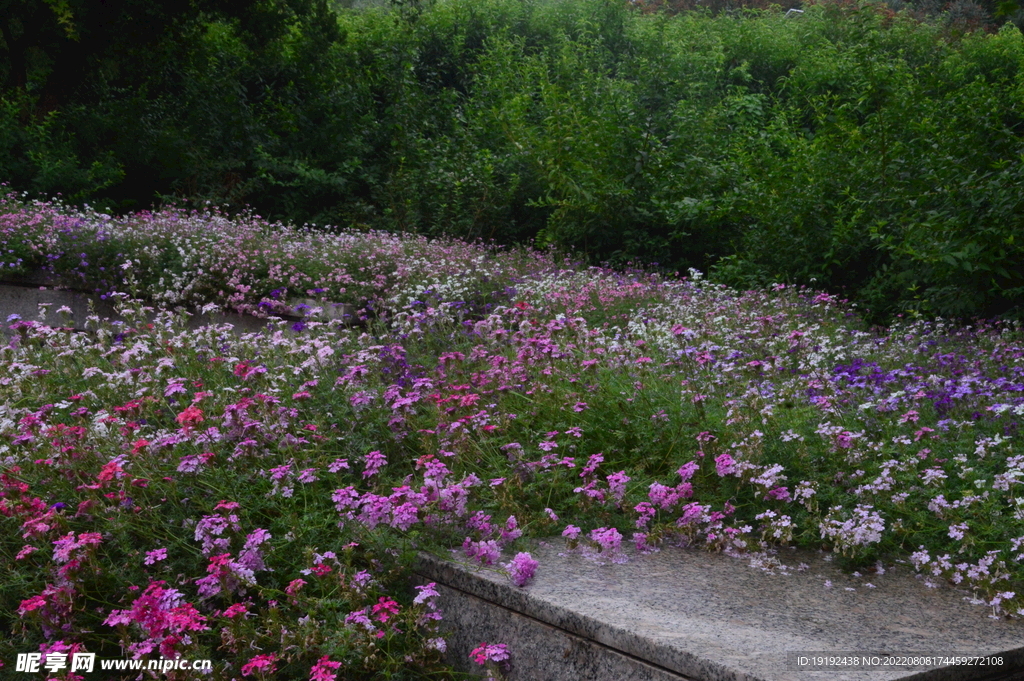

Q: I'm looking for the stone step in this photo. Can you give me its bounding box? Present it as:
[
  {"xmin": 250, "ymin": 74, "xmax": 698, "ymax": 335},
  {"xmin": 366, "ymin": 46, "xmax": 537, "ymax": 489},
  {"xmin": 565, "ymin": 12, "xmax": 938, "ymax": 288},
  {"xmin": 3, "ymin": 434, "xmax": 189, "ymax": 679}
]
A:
[
  {"xmin": 415, "ymin": 541, "xmax": 1024, "ymax": 681},
  {"xmin": 0, "ymin": 279, "xmax": 355, "ymax": 336}
]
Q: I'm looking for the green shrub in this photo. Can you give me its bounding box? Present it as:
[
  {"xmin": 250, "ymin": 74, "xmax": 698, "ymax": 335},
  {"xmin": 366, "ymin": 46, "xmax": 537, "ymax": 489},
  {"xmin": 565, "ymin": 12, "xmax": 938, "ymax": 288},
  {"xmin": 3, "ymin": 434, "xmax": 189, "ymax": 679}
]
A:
[{"xmin": 3, "ymin": 0, "xmax": 1024, "ymax": 320}]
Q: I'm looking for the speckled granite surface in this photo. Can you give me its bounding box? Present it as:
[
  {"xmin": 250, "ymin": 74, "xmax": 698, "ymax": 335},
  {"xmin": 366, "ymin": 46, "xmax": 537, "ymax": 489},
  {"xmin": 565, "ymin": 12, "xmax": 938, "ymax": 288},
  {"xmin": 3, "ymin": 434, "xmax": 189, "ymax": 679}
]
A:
[
  {"xmin": 415, "ymin": 541, "xmax": 1024, "ymax": 681},
  {"xmin": 422, "ymin": 578, "xmax": 696, "ymax": 680},
  {"xmin": 0, "ymin": 282, "xmax": 354, "ymax": 335},
  {"xmin": 1, "ymin": 283, "xmax": 122, "ymax": 332}
]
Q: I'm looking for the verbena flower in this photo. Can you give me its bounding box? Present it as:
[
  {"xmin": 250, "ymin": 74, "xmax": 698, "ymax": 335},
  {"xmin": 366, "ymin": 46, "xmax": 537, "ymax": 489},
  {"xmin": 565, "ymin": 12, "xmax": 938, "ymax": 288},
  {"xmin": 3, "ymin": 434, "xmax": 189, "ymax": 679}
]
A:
[
  {"xmin": 310, "ymin": 656, "xmax": 342, "ymax": 681},
  {"xmin": 503, "ymin": 552, "xmax": 538, "ymax": 587},
  {"xmin": 471, "ymin": 643, "xmax": 509, "ymax": 665},
  {"xmin": 241, "ymin": 653, "xmax": 278, "ymax": 677}
]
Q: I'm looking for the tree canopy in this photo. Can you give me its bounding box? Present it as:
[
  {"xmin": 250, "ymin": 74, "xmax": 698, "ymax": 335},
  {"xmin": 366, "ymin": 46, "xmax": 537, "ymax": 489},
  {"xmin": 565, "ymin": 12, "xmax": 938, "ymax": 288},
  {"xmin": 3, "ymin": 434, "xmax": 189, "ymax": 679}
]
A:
[{"xmin": 0, "ymin": 0, "xmax": 338, "ymax": 110}]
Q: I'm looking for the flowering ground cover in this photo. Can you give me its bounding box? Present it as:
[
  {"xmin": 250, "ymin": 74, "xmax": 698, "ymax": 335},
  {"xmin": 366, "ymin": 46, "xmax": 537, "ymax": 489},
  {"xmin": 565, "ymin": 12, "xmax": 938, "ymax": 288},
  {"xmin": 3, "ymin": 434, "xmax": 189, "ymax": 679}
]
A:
[
  {"xmin": 2, "ymin": 197, "xmax": 1024, "ymax": 679},
  {"xmin": 0, "ymin": 193, "xmax": 549, "ymax": 321}
]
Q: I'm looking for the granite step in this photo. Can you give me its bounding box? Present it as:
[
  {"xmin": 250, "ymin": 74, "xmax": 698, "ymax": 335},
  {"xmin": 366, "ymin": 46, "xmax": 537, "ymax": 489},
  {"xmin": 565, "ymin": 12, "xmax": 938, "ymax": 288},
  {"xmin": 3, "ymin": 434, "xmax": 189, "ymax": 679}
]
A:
[
  {"xmin": 0, "ymin": 279, "xmax": 354, "ymax": 336},
  {"xmin": 414, "ymin": 541, "xmax": 1024, "ymax": 681}
]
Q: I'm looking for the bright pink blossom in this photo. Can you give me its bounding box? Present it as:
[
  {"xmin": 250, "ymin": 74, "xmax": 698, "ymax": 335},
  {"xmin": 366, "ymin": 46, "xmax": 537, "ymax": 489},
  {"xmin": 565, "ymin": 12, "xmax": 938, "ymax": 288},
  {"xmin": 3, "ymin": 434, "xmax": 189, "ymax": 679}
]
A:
[
  {"xmin": 371, "ymin": 597, "xmax": 400, "ymax": 622},
  {"xmin": 16, "ymin": 545, "xmax": 38, "ymax": 560},
  {"xmin": 241, "ymin": 653, "xmax": 278, "ymax": 677},
  {"xmin": 222, "ymin": 603, "xmax": 248, "ymax": 619},
  {"xmin": 310, "ymin": 656, "xmax": 342, "ymax": 681},
  {"xmin": 471, "ymin": 643, "xmax": 509, "ymax": 665},
  {"xmin": 18, "ymin": 594, "xmax": 47, "ymax": 616}
]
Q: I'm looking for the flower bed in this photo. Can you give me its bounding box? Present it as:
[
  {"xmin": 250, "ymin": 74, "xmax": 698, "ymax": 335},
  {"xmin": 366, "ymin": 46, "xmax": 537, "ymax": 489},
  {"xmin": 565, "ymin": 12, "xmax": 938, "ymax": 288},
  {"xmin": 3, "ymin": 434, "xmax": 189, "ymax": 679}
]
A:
[
  {"xmin": 2, "ymin": 198, "xmax": 1023, "ymax": 679},
  {"xmin": 0, "ymin": 192, "xmax": 548, "ymax": 322}
]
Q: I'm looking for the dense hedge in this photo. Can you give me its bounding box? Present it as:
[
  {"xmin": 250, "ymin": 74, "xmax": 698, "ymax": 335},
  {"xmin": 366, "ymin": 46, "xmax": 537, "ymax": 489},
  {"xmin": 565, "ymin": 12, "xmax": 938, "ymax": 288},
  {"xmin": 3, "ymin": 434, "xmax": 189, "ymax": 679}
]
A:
[{"xmin": 2, "ymin": 0, "xmax": 1024, "ymax": 321}]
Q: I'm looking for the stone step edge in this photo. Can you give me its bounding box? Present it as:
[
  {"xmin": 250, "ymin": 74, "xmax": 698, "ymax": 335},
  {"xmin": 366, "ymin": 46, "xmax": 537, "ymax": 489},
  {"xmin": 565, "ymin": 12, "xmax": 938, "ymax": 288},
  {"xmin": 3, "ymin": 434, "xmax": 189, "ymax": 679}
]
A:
[
  {"xmin": 411, "ymin": 568, "xmax": 697, "ymax": 681},
  {"xmin": 0, "ymin": 275, "xmax": 356, "ymax": 326},
  {"xmin": 414, "ymin": 551, "xmax": 1024, "ymax": 681},
  {"xmin": 414, "ymin": 551, "xmax": 730, "ymax": 681}
]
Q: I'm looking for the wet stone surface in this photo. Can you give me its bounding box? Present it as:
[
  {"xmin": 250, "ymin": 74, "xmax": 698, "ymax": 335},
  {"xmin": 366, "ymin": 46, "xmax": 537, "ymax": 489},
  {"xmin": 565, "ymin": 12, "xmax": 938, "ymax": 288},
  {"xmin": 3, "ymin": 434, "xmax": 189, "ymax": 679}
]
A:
[
  {"xmin": 415, "ymin": 540, "xmax": 1024, "ymax": 681},
  {"xmin": 0, "ymin": 281, "xmax": 354, "ymax": 337}
]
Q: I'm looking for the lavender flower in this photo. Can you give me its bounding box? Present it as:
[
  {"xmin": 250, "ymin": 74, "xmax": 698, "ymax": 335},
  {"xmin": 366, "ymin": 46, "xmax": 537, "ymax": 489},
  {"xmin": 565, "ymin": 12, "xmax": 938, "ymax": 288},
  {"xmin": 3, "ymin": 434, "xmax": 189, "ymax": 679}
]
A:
[{"xmin": 503, "ymin": 552, "xmax": 539, "ymax": 587}]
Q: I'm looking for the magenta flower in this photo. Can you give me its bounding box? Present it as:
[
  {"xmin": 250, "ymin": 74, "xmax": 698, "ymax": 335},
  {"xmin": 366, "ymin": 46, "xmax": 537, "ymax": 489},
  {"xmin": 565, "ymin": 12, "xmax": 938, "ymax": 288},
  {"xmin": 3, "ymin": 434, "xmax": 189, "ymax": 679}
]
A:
[
  {"xmin": 648, "ymin": 482, "xmax": 681, "ymax": 510},
  {"xmin": 677, "ymin": 461, "xmax": 699, "ymax": 482},
  {"xmin": 241, "ymin": 653, "xmax": 278, "ymax": 677},
  {"xmin": 633, "ymin": 501, "xmax": 656, "ymax": 528},
  {"xmin": 222, "ymin": 603, "xmax": 248, "ymax": 619},
  {"xmin": 463, "ymin": 538, "xmax": 501, "ymax": 565},
  {"xmin": 362, "ymin": 450, "xmax": 387, "ymax": 478},
  {"xmin": 504, "ymin": 552, "xmax": 538, "ymax": 587},
  {"xmin": 72, "ymin": 530, "xmax": 91, "ymax": 552},
  {"xmin": 466, "ymin": 511, "xmax": 494, "ymax": 535},
  {"xmin": 607, "ymin": 471, "xmax": 630, "ymax": 503},
  {"xmin": 166, "ymin": 602, "xmax": 208, "ymax": 633},
  {"xmin": 269, "ymin": 462, "xmax": 292, "ymax": 481},
  {"xmin": 633, "ymin": 531, "xmax": 659, "ymax": 554},
  {"xmin": 244, "ymin": 528, "xmax": 272, "ymax": 549},
  {"xmin": 677, "ymin": 502, "xmax": 709, "ymax": 526},
  {"xmin": 471, "ymin": 643, "xmax": 509, "ymax": 665},
  {"xmin": 327, "ymin": 458, "xmax": 350, "ymax": 473},
  {"xmin": 899, "ymin": 409, "xmax": 920, "ymax": 424},
  {"xmin": 589, "ymin": 527, "xmax": 622, "ymax": 554},
  {"xmin": 52, "ymin": 531, "xmax": 102, "ymax": 564},
  {"xmin": 164, "ymin": 378, "xmax": 188, "ymax": 397},
  {"xmin": 390, "ymin": 502, "xmax": 420, "ymax": 530},
  {"xmin": 413, "ymin": 582, "xmax": 439, "ymax": 605},
  {"xmin": 371, "ymin": 596, "xmax": 400, "ymax": 622},
  {"xmin": 18, "ymin": 594, "xmax": 47, "ymax": 616},
  {"xmin": 310, "ymin": 656, "xmax": 342, "ymax": 681},
  {"xmin": 500, "ymin": 515, "xmax": 522, "ymax": 543},
  {"xmin": 580, "ymin": 452, "xmax": 604, "ymax": 477},
  {"xmin": 15, "ymin": 545, "xmax": 38, "ymax": 560},
  {"xmin": 357, "ymin": 493, "xmax": 392, "ymax": 529},
  {"xmin": 194, "ymin": 513, "xmax": 240, "ymax": 556},
  {"xmin": 52, "ymin": 533, "xmax": 79, "ymax": 563},
  {"xmin": 344, "ymin": 608, "xmax": 375, "ymax": 632},
  {"xmin": 144, "ymin": 548, "xmax": 168, "ymax": 565},
  {"xmin": 177, "ymin": 452, "xmax": 213, "ymax": 474},
  {"xmin": 715, "ymin": 452, "xmax": 736, "ymax": 477}
]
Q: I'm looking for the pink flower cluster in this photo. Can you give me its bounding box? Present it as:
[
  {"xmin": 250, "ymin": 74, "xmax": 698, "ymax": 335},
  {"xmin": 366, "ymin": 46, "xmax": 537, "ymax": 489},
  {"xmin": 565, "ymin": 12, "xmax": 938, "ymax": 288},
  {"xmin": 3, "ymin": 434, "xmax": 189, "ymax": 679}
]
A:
[{"xmin": 503, "ymin": 552, "xmax": 539, "ymax": 587}]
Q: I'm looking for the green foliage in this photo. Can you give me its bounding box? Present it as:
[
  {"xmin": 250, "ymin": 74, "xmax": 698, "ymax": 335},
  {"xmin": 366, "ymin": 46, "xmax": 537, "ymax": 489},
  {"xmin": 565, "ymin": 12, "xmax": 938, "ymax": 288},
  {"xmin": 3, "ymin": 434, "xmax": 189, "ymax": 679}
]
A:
[
  {"xmin": 0, "ymin": 95, "xmax": 124, "ymax": 200},
  {"xmin": 3, "ymin": 0, "xmax": 1024, "ymax": 320}
]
